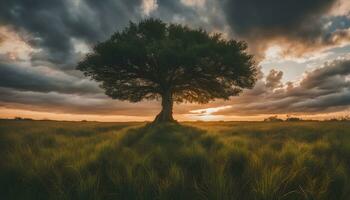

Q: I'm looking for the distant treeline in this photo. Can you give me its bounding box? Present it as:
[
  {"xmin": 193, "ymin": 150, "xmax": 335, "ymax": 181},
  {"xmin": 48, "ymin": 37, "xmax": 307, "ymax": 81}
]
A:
[
  {"xmin": 4, "ymin": 116, "xmax": 350, "ymax": 122},
  {"xmin": 13, "ymin": 117, "xmax": 34, "ymax": 121},
  {"xmin": 264, "ymin": 115, "xmax": 350, "ymax": 122}
]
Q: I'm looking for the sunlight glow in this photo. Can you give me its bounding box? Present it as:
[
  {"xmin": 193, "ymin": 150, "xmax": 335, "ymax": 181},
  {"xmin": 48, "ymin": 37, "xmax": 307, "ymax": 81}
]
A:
[
  {"xmin": 264, "ymin": 45, "xmax": 283, "ymax": 61},
  {"xmin": 188, "ymin": 105, "xmax": 232, "ymax": 121},
  {"xmin": 180, "ymin": 0, "xmax": 205, "ymax": 8},
  {"xmin": 0, "ymin": 26, "xmax": 34, "ymax": 61},
  {"xmin": 141, "ymin": 0, "xmax": 158, "ymax": 16},
  {"xmin": 190, "ymin": 105, "xmax": 232, "ymax": 115}
]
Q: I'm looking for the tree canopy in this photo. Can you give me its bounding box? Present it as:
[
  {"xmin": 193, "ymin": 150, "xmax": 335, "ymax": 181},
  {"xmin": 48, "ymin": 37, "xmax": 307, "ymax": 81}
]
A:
[{"xmin": 77, "ymin": 19, "xmax": 257, "ymax": 123}]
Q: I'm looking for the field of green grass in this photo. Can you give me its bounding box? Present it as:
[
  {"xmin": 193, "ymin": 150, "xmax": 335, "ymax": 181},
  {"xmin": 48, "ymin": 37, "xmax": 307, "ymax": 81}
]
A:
[{"xmin": 1, "ymin": 120, "xmax": 349, "ymax": 200}]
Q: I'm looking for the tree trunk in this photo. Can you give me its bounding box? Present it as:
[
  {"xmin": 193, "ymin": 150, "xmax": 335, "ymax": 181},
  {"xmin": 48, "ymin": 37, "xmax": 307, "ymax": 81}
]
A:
[{"xmin": 153, "ymin": 92, "xmax": 175, "ymax": 123}]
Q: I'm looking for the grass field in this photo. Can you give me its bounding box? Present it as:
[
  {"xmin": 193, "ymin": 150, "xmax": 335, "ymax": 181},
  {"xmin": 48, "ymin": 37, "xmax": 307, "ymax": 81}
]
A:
[{"xmin": 1, "ymin": 120, "xmax": 350, "ymax": 200}]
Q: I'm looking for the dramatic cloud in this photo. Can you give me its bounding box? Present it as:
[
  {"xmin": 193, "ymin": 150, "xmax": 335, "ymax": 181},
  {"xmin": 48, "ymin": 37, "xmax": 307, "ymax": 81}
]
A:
[
  {"xmin": 220, "ymin": 0, "xmax": 350, "ymax": 57},
  {"xmin": 265, "ymin": 69, "xmax": 283, "ymax": 89},
  {"xmin": 141, "ymin": 0, "xmax": 159, "ymax": 16},
  {"xmin": 299, "ymin": 59, "xmax": 350, "ymax": 90},
  {"xmin": 221, "ymin": 0, "xmax": 336, "ymax": 37},
  {"xmin": 0, "ymin": 0, "xmax": 143, "ymax": 69},
  {"xmin": 0, "ymin": 0, "xmax": 349, "ymax": 120},
  {"xmin": 180, "ymin": 0, "xmax": 206, "ymax": 8},
  {"xmin": 0, "ymin": 0, "xmax": 224, "ymax": 69},
  {"xmin": 0, "ymin": 87, "xmax": 159, "ymax": 116},
  {"xmin": 0, "ymin": 62, "xmax": 100, "ymax": 94},
  {"xmin": 215, "ymin": 57, "xmax": 350, "ymax": 115}
]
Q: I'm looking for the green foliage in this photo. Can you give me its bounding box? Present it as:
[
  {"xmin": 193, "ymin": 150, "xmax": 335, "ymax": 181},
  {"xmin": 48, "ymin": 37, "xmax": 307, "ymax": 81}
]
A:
[
  {"xmin": 77, "ymin": 19, "xmax": 256, "ymax": 103},
  {"xmin": 77, "ymin": 19, "xmax": 257, "ymax": 122},
  {"xmin": 1, "ymin": 120, "xmax": 350, "ymax": 199}
]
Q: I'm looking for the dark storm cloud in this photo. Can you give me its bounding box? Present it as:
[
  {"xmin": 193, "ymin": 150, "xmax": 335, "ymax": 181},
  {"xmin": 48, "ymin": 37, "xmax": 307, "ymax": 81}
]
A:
[
  {"xmin": 83, "ymin": 0, "xmax": 142, "ymax": 36},
  {"xmin": 0, "ymin": 0, "xmax": 209, "ymax": 117},
  {"xmin": 324, "ymin": 15, "xmax": 350, "ymax": 33},
  {"xmin": 0, "ymin": 62, "xmax": 101, "ymax": 94},
  {"xmin": 3, "ymin": 57, "xmax": 348, "ymax": 117},
  {"xmin": 0, "ymin": 0, "xmax": 348, "ymax": 67},
  {"xmin": 291, "ymin": 92, "xmax": 350, "ymax": 112},
  {"xmin": 155, "ymin": 0, "xmax": 197, "ymax": 20},
  {"xmin": 221, "ymin": 0, "xmax": 336, "ymax": 38},
  {"xmin": 141, "ymin": 0, "xmax": 229, "ymax": 37},
  {"xmin": 0, "ymin": 0, "xmax": 142, "ymax": 69},
  {"xmin": 0, "ymin": 87, "xmax": 160, "ymax": 116},
  {"xmin": 215, "ymin": 57, "xmax": 350, "ymax": 115},
  {"xmin": 219, "ymin": 0, "xmax": 350, "ymax": 56},
  {"xmin": 0, "ymin": 0, "xmax": 217, "ymax": 70},
  {"xmin": 265, "ymin": 69, "xmax": 283, "ymax": 89},
  {"xmin": 299, "ymin": 59, "xmax": 350, "ymax": 90}
]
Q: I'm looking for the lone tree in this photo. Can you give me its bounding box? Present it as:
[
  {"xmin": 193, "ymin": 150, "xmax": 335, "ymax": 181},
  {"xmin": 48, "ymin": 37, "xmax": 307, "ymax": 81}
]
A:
[{"xmin": 77, "ymin": 19, "xmax": 257, "ymax": 123}]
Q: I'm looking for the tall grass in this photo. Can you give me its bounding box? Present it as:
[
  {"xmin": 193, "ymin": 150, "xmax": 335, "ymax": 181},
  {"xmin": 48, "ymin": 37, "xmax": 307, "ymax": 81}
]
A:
[{"xmin": 0, "ymin": 120, "xmax": 349, "ymax": 199}]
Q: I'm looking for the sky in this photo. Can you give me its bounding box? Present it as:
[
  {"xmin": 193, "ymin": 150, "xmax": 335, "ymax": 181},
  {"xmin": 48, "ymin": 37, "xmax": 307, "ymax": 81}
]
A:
[{"xmin": 0, "ymin": 0, "xmax": 350, "ymax": 121}]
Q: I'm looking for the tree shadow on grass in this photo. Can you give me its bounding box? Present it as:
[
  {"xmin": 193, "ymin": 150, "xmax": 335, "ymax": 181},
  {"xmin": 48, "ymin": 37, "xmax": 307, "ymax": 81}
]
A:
[
  {"xmin": 76, "ymin": 123, "xmax": 227, "ymax": 199},
  {"xmin": 119, "ymin": 122, "xmax": 222, "ymax": 153}
]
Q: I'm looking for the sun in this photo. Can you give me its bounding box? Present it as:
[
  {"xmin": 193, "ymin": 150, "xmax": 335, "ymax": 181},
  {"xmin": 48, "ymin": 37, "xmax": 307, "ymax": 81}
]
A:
[{"xmin": 188, "ymin": 105, "xmax": 232, "ymax": 121}]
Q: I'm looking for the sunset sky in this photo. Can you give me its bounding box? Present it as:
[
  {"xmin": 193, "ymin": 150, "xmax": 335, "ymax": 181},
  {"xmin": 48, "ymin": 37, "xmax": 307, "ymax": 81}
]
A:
[{"xmin": 0, "ymin": 0, "xmax": 350, "ymax": 121}]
